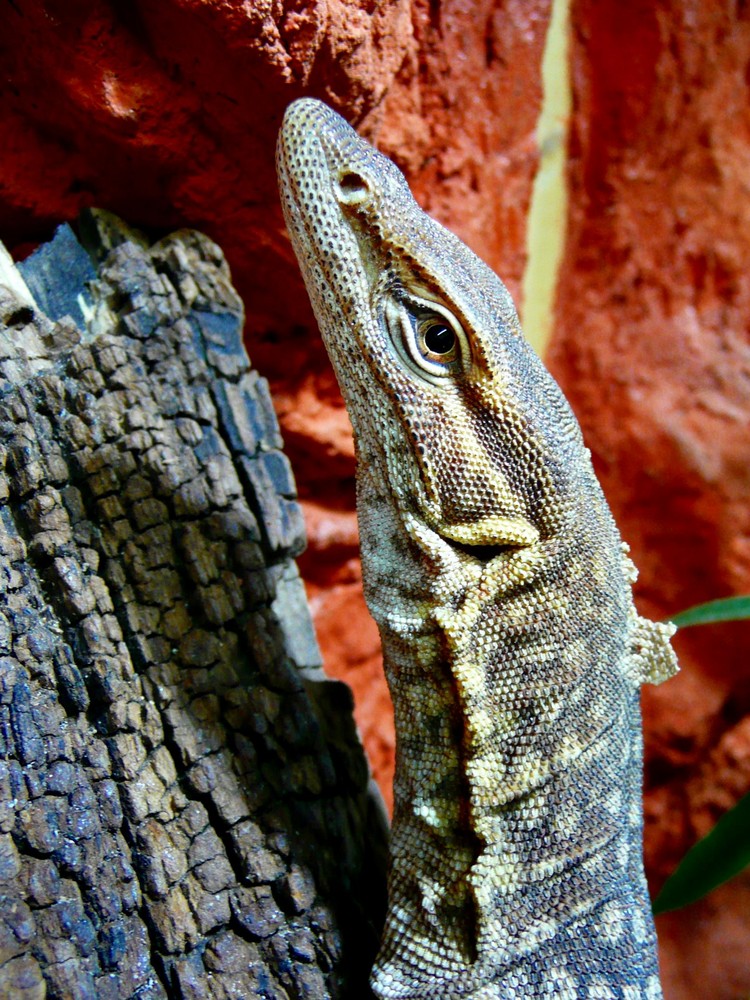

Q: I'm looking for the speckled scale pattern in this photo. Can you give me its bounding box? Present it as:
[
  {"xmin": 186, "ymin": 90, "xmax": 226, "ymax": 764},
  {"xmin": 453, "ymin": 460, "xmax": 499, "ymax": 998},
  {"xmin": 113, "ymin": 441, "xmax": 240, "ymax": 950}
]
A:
[{"xmin": 277, "ymin": 98, "xmax": 678, "ymax": 1000}]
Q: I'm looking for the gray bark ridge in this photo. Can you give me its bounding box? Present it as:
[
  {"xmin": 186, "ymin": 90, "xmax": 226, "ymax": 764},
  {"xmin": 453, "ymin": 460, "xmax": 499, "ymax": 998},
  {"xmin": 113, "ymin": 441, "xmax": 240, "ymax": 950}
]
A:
[{"xmin": 0, "ymin": 210, "xmax": 387, "ymax": 1000}]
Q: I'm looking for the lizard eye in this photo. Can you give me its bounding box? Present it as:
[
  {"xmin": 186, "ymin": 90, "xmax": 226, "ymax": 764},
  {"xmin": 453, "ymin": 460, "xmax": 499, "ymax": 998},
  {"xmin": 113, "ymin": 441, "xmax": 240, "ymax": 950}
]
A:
[
  {"xmin": 419, "ymin": 321, "xmax": 458, "ymax": 363},
  {"xmin": 384, "ymin": 295, "xmax": 469, "ymax": 383}
]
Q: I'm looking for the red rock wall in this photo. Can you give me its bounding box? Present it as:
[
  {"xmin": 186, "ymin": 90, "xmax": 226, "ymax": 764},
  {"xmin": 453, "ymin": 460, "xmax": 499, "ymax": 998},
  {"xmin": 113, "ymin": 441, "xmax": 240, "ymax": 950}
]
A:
[
  {"xmin": 2, "ymin": 2, "xmax": 749, "ymax": 996},
  {"xmin": 552, "ymin": 4, "xmax": 750, "ymax": 997}
]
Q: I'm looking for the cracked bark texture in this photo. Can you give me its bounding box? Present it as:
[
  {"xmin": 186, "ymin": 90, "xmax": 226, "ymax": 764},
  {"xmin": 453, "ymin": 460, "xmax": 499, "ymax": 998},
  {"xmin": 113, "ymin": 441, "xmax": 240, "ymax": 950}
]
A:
[{"xmin": 0, "ymin": 213, "xmax": 387, "ymax": 1000}]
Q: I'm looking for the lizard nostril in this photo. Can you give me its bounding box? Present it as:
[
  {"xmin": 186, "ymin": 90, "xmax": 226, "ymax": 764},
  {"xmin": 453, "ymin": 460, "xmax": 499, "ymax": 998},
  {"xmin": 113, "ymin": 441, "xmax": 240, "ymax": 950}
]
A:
[{"xmin": 337, "ymin": 170, "xmax": 371, "ymax": 205}]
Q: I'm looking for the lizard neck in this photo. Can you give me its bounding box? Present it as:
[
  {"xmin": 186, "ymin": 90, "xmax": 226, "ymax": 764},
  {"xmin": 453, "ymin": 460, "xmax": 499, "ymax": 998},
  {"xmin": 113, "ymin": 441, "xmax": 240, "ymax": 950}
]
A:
[
  {"xmin": 360, "ymin": 485, "xmax": 661, "ymax": 999},
  {"xmin": 276, "ymin": 98, "xmax": 675, "ymax": 1000}
]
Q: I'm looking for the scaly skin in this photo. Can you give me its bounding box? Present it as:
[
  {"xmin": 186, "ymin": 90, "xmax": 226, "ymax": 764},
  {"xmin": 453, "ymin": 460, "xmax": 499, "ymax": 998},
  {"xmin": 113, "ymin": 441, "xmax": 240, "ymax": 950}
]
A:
[{"xmin": 277, "ymin": 98, "xmax": 677, "ymax": 1000}]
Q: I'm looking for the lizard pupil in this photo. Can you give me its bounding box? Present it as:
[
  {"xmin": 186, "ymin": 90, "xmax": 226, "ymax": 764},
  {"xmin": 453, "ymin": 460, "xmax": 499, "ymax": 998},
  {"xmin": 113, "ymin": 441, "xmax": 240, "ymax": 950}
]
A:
[{"xmin": 422, "ymin": 323, "xmax": 456, "ymax": 356}]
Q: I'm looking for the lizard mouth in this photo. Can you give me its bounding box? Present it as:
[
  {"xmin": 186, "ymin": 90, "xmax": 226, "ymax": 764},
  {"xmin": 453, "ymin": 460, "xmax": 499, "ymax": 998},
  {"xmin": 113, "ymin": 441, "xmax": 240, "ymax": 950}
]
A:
[
  {"xmin": 448, "ymin": 538, "xmax": 528, "ymax": 563},
  {"xmin": 436, "ymin": 519, "xmax": 540, "ymax": 567},
  {"xmin": 437, "ymin": 516, "xmax": 540, "ymax": 551}
]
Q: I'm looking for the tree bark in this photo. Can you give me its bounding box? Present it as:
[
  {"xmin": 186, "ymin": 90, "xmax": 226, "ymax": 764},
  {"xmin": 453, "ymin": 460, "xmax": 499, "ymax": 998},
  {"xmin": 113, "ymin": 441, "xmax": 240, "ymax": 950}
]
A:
[{"xmin": 0, "ymin": 211, "xmax": 387, "ymax": 1000}]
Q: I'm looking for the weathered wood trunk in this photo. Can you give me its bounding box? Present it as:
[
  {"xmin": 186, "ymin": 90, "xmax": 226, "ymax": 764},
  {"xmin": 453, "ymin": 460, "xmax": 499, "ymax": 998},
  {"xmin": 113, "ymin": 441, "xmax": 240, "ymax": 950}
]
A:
[{"xmin": 0, "ymin": 212, "xmax": 387, "ymax": 999}]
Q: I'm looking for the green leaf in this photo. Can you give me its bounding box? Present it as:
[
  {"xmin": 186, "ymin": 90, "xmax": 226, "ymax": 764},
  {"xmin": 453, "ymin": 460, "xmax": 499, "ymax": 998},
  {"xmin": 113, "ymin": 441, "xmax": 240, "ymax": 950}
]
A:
[
  {"xmin": 652, "ymin": 791, "xmax": 750, "ymax": 914},
  {"xmin": 670, "ymin": 595, "xmax": 750, "ymax": 628}
]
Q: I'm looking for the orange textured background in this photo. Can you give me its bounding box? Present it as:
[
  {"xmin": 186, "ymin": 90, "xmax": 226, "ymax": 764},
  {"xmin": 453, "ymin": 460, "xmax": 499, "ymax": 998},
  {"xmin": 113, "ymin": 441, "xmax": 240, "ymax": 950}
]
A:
[{"xmin": 2, "ymin": 2, "xmax": 750, "ymax": 996}]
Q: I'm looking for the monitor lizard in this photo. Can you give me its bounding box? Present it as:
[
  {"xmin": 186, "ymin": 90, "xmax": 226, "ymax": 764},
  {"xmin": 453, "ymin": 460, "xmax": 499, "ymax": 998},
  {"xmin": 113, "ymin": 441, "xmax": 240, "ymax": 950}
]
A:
[{"xmin": 276, "ymin": 97, "xmax": 678, "ymax": 1000}]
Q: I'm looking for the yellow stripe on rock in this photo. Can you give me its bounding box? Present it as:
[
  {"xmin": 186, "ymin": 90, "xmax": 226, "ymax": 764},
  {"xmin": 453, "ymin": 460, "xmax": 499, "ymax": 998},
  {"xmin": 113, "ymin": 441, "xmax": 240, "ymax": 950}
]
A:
[{"xmin": 521, "ymin": 0, "xmax": 572, "ymax": 357}]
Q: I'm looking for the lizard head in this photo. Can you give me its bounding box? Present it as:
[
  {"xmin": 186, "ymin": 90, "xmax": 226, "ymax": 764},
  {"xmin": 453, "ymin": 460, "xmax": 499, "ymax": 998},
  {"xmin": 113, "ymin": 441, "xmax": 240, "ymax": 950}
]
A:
[{"xmin": 277, "ymin": 98, "xmax": 585, "ymax": 564}]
